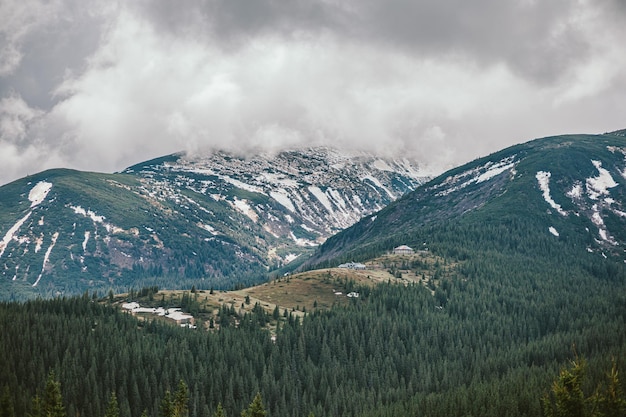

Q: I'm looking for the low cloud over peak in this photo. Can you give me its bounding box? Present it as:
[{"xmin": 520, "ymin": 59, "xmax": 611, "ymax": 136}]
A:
[{"xmin": 1, "ymin": 0, "xmax": 625, "ymax": 185}]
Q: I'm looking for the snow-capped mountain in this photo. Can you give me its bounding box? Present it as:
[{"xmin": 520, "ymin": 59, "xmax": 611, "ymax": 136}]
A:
[
  {"xmin": 0, "ymin": 147, "xmax": 426, "ymax": 299},
  {"xmin": 126, "ymin": 147, "xmax": 423, "ymax": 237},
  {"xmin": 308, "ymin": 131, "xmax": 626, "ymax": 267}
]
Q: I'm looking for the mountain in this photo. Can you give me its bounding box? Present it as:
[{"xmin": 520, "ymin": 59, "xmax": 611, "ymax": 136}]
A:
[
  {"xmin": 2, "ymin": 132, "xmax": 626, "ymax": 417},
  {"xmin": 0, "ymin": 147, "xmax": 426, "ymax": 299},
  {"xmin": 307, "ymin": 132, "xmax": 626, "ymax": 267}
]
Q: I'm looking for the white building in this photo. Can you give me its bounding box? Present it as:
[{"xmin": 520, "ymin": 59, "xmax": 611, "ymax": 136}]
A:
[
  {"xmin": 338, "ymin": 262, "xmax": 367, "ymax": 270},
  {"xmin": 393, "ymin": 245, "xmax": 414, "ymax": 255}
]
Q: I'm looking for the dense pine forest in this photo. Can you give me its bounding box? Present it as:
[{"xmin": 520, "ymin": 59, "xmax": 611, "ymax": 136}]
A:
[{"xmin": 1, "ymin": 257, "xmax": 625, "ymax": 417}]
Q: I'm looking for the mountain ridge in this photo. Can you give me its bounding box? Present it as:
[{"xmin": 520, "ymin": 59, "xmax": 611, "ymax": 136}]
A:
[
  {"xmin": 306, "ymin": 132, "xmax": 626, "ymax": 268},
  {"xmin": 0, "ymin": 147, "xmax": 426, "ymax": 299}
]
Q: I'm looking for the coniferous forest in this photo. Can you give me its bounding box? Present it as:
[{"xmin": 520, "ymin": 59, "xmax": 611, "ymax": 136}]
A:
[{"xmin": 1, "ymin": 252, "xmax": 625, "ymax": 417}]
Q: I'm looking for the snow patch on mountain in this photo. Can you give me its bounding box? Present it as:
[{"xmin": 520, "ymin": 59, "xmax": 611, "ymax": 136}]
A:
[
  {"xmin": 270, "ymin": 190, "xmax": 296, "ymax": 212},
  {"xmin": 362, "ymin": 175, "xmax": 395, "ymax": 200},
  {"xmin": 231, "ymin": 198, "xmax": 259, "ymax": 222},
  {"xmin": 284, "ymin": 253, "xmax": 300, "ymax": 264},
  {"xmin": 536, "ymin": 171, "xmax": 568, "ymax": 216},
  {"xmin": 434, "ymin": 156, "xmax": 517, "ymax": 197},
  {"xmin": 28, "ymin": 181, "xmax": 52, "ymax": 208},
  {"xmin": 309, "ymin": 186, "xmax": 333, "ymax": 213},
  {"xmin": 33, "ymin": 231, "xmax": 59, "ymax": 287},
  {"xmin": 0, "ymin": 212, "xmax": 32, "ymax": 259},
  {"xmin": 476, "ymin": 162, "xmax": 516, "ymax": 183},
  {"xmin": 220, "ymin": 175, "xmax": 265, "ymax": 195},
  {"xmin": 567, "ymin": 182, "xmax": 583, "ymax": 199},
  {"xmin": 70, "ymin": 205, "xmax": 105, "ymax": 223},
  {"xmin": 82, "ymin": 231, "xmax": 90, "ymax": 252},
  {"xmin": 290, "ymin": 231, "xmax": 316, "ymax": 247},
  {"xmin": 70, "ymin": 205, "xmax": 125, "ymax": 234},
  {"xmin": 586, "ymin": 160, "xmax": 618, "ymax": 200},
  {"xmin": 0, "ymin": 182, "xmax": 54, "ymax": 260},
  {"xmin": 198, "ymin": 223, "xmax": 219, "ymax": 235},
  {"xmin": 590, "ymin": 203, "xmax": 617, "ymax": 244}
]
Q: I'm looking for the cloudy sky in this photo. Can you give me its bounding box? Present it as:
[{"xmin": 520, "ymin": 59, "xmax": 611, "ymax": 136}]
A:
[{"xmin": 1, "ymin": 0, "xmax": 625, "ymax": 185}]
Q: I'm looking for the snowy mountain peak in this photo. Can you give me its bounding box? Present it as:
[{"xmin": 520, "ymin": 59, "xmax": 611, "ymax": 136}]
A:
[{"xmin": 127, "ymin": 147, "xmax": 427, "ymax": 238}]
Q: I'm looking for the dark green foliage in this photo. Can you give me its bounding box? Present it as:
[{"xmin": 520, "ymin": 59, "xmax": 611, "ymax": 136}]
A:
[
  {"xmin": 38, "ymin": 372, "xmax": 65, "ymax": 417},
  {"xmin": 1, "ymin": 270, "xmax": 625, "ymax": 417},
  {"xmin": 0, "ymin": 386, "xmax": 14, "ymax": 417}
]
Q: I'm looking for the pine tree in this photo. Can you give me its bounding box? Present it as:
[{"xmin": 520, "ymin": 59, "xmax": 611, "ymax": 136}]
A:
[
  {"xmin": 241, "ymin": 393, "xmax": 266, "ymax": 417},
  {"xmin": 543, "ymin": 356, "xmax": 626, "ymax": 417},
  {"xmin": 594, "ymin": 359, "xmax": 626, "ymax": 417},
  {"xmin": 542, "ymin": 357, "xmax": 586, "ymax": 417},
  {"xmin": 213, "ymin": 403, "xmax": 226, "ymax": 417},
  {"xmin": 0, "ymin": 386, "xmax": 15, "ymax": 417},
  {"xmin": 28, "ymin": 395, "xmax": 42, "ymax": 417},
  {"xmin": 159, "ymin": 381, "xmax": 189, "ymax": 417},
  {"xmin": 173, "ymin": 380, "xmax": 189, "ymax": 417},
  {"xmin": 43, "ymin": 372, "xmax": 66, "ymax": 417},
  {"xmin": 160, "ymin": 391, "xmax": 174, "ymax": 417},
  {"xmin": 104, "ymin": 392, "xmax": 120, "ymax": 417}
]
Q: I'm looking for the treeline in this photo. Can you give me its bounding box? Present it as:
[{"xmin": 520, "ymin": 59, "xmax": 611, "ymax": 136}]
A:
[{"xmin": 1, "ymin": 256, "xmax": 625, "ymax": 417}]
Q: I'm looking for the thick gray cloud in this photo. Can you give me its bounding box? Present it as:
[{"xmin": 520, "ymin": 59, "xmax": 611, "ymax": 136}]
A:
[
  {"xmin": 134, "ymin": 0, "xmax": 605, "ymax": 83},
  {"xmin": 1, "ymin": 0, "xmax": 625, "ymax": 185}
]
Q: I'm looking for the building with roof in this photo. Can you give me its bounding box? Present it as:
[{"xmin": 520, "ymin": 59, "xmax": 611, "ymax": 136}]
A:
[
  {"xmin": 338, "ymin": 262, "xmax": 367, "ymax": 270},
  {"xmin": 393, "ymin": 245, "xmax": 414, "ymax": 255}
]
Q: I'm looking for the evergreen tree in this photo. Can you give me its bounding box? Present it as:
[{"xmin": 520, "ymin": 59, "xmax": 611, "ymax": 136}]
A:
[
  {"xmin": 213, "ymin": 403, "xmax": 226, "ymax": 417},
  {"xmin": 241, "ymin": 393, "xmax": 266, "ymax": 417},
  {"xmin": 0, "ymin": 386, "xmax": 15, "ymax": 417},
  {"xmin": 29, "ymin": 371, "xmax": 66, "ymax": 417},
  {"xmin": 104, "ymin": 392, "xmax": 119, "ymax": 417},
  {"xmin": 28, "ymin": 395, "xmax": 42, "ymax": 417},
  {"xmin": 43, "ymin": 372, "xmax": 66, "ymax": 417},
  {"xmin": 160, "ymin": 391, "xmax": 174, "ymax": 417},
  {"xmin": 594, "ymin": 359, "xmax": 626, "ymax": 417},
  {"xmin": 173, "ymin": 380, "xmax": 189, "ymax": 417},
  {"xmin": 159, "ymin": 382, "xmax": 189, "ymax": 417},
  {"xmin": 543, "ymin": 356, "xmax": 626, "ymax": 417}
]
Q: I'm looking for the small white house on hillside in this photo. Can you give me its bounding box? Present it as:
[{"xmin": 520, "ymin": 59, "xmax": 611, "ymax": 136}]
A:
[{"xmin": 393, "ymin": 245, "xmax": 414, "ymax": 255}]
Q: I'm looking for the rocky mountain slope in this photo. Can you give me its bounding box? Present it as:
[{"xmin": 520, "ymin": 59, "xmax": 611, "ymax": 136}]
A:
[
  {"xmin": 0, "ymin": 147, "xmax": 426, "ymax": 299},
  {"xmin": 307, "ymin": 131, "xmax": 626, "ymax": 268}
]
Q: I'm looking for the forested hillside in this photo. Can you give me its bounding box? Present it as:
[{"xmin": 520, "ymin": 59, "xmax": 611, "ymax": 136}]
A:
[{"xmin": 1, "ymin": 261, "xmax": 624, "ymax": 417}]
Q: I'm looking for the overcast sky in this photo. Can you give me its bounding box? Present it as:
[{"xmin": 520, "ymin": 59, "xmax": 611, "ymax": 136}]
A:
[{"xmin": 1, "ymin": 0, "xmax": 625, "ymax": 185}]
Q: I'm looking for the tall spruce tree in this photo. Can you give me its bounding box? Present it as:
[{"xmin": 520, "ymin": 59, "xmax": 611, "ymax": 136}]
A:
[
  {"xmin": 213, "ymin": 403, "xmax": 226, "ymax": 417},
  {"xmin": 0, "ymin": 386, "xmax": 15, "ymax": 417},
  {"xmin": 42, "ymin": 372, "xmax": 65, "ymax": 417},
  {"xmin": 241, "ymin": 393, "xmax": 266, "ymax": 417},
  {"xmin": 104, "ymin": 392, "xmax": 120, "ymax": 417}
]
